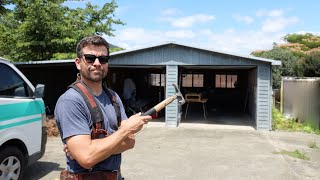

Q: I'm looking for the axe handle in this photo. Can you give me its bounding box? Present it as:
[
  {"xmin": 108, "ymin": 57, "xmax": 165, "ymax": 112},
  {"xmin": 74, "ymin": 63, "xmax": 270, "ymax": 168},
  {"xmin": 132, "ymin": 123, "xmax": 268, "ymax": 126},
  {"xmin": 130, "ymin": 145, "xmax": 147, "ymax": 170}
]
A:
[{"xmin": 141, "ymin": 95, "xmax": 177, "ymax": 116}]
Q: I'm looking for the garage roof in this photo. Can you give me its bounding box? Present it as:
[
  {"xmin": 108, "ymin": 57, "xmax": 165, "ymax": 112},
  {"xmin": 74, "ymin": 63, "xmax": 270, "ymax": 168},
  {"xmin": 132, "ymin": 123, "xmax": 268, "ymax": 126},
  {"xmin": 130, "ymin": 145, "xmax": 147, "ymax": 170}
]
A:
[
  {"xmin": 111, "ymin": 42, "xmax": 281, "ymax": 66},
  {"xmin": 14, "ymin": 42, "xmax": 281, "ymax": 66}
]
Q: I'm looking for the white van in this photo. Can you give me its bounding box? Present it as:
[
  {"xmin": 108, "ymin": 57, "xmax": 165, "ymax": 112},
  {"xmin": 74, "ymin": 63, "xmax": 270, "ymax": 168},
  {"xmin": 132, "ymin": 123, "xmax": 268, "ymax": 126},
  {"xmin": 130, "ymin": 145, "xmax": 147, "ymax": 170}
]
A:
[{"xmin": 0, "ymin": 58, "xmax": 47, "ymax": 179}]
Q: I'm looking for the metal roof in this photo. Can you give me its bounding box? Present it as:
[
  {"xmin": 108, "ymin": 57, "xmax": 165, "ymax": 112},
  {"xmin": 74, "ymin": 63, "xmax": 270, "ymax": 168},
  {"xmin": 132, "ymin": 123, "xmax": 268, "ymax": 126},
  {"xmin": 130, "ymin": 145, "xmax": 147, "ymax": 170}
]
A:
[
  {"xmin": 13, "ymin": 42, "xmax": 281, "ymax": 66},
  {"xmin": 111, "ymin": 42, "xmax": 281, "ymax": 65}
]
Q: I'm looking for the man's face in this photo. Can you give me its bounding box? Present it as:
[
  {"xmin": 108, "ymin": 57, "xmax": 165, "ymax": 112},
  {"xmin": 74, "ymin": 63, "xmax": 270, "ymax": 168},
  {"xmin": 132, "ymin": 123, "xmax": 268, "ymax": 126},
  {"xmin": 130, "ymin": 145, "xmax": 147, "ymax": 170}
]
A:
[{"xmin": 76, "ymin": 45, "xmax": 109, "ymax": 82}]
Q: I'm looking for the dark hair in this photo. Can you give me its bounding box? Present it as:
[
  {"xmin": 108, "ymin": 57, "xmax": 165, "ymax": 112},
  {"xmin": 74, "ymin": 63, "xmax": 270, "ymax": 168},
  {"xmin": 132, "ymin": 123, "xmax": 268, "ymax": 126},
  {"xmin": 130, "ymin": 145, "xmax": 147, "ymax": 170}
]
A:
[{"xmin": 76, "ymin": 35, "xmax": 110, "ymax": 58}]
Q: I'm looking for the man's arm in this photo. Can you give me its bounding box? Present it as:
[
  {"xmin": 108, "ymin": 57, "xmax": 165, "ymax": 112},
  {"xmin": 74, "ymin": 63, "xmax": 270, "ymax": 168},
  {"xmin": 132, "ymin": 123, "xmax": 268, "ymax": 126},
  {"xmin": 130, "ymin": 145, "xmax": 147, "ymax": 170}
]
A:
[
  {"xmin": 66, "ymin": 113, "xmax": 151, "ymax": 169},
  {"xmin": 112, "ymin": 134, "xmax": 135, "ymax": 154}
]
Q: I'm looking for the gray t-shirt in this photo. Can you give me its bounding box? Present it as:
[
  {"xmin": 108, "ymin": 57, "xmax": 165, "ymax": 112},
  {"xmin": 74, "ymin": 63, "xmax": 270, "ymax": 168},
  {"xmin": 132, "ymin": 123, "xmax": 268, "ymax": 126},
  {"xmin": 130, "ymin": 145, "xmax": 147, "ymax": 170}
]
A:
[{"xmin": 55, "ymin": 88, "xmax": 128, "ymax": 173}]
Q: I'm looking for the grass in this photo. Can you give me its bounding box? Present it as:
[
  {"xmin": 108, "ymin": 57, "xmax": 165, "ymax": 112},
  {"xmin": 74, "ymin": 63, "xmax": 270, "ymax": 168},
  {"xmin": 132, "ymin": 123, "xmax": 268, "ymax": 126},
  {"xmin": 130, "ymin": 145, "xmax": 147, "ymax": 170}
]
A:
[
  {"xmin": 272, "ymin": 107, "xmax": 320, "ymax": 135},
  {"xmin": 308, "ymin": 141, "xmax": 319, "ymax": 149},
  {"xmin": 273, "ymin": 150, "xmax": 310, "ymax": 160}
]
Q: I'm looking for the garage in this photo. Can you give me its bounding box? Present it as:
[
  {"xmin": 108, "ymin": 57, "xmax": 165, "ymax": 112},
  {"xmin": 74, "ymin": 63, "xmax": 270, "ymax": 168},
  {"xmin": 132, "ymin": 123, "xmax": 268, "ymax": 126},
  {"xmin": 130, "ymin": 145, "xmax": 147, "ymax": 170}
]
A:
[{"xmin": 15, "ymin": 42, "xmax": 280, "ymax": 130}]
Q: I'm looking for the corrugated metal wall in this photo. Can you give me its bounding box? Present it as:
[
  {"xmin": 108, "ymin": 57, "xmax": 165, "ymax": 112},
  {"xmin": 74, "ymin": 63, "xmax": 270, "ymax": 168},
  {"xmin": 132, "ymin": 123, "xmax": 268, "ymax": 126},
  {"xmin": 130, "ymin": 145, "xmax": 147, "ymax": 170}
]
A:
[
  {"xmin": 282, "ymin": 77, "xmax": 320, "ymax": 129},
  {"xmin": 257, "ymin": 64, "xmax": 271, "ymax": 130},
  {"xmin": 111, "ymin": 44, "xmax": 275, "ymax": 129},
  {"xmin": 111, "ymin": 45, "xmax": 264, "ymax": 66},
  {"xmin": 247, "ymin": 68, "xmax": 257, "ymax": 124},
  {"xmin": 165, "ymin": 65, "xmax": 178, "ymax": 127}
]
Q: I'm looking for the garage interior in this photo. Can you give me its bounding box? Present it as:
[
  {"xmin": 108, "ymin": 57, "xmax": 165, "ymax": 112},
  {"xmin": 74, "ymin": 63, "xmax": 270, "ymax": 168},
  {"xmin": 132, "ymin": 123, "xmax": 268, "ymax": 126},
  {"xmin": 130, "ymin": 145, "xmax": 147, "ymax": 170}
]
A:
[
  {"xmin": 17, "ymin": 62, "xmax": 257, "ymax": 127},
  {"xmin": 109, "ymin": 65, "xmax": 257, "ymax": 127}
]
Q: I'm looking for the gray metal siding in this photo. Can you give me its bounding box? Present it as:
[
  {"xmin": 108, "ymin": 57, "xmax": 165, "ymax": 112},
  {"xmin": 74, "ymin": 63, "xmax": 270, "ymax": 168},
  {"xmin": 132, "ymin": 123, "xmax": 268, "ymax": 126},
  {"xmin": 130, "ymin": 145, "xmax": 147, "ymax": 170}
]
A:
[
  {"xmin": 165, "ymin": 65, "xmax": 178, "ymax": 127},
  {"xmin": 257, "ymin": 64, "xmax": 271, "ymax": 130},
  {"xmin": 248, "ymin": 68, "xmax": 257, "ymax": 124},
  {"xmin": 109, "ymin": 44, "xmax": 275, "ymax": 130},
  {"xmin": 111, "ymin": 46, "xmax": 265, "ymax": 66}
]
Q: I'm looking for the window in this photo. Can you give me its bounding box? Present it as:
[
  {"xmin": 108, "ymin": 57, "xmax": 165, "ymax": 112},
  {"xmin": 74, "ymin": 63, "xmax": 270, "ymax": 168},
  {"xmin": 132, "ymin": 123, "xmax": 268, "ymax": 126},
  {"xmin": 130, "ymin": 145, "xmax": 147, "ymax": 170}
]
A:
[
  {"xmin": 215, "ymin": 74, "xmax": 237, "ymax": 88},
  {"xmin": 182, "ymin": 73, "xmax": 204, "ymax": 87},
  {"xmin": 149, "ymin": 73, "xmax": 165, "ymax": 86},
  {"xmin": 0, "ymin": 63, "xmax": 30, "ymax": 97}
]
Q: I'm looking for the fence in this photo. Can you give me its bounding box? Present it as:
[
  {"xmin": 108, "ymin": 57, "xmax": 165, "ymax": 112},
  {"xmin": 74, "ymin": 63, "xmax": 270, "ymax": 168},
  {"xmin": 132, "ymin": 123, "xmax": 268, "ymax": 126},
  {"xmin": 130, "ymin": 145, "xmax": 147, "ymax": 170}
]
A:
[{"xmin": 280, "ymin": 77, "xmax": 320, "ymax": 129}]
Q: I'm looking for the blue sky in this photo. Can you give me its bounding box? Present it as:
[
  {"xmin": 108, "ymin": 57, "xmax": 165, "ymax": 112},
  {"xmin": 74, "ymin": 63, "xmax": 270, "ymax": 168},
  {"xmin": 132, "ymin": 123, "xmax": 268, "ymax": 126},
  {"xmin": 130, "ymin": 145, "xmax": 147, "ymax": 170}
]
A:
[{"xmin": 64, "ymin": 0, "xmax": 320, "ymax": 55}]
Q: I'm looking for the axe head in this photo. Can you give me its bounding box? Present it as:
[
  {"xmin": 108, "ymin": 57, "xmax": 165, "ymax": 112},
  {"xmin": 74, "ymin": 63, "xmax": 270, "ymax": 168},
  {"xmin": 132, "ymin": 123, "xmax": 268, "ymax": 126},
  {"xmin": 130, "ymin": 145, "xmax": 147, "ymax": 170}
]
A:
[{"xmin": 172, "ymin": 83, "xmax": 185, "ymax": 105}]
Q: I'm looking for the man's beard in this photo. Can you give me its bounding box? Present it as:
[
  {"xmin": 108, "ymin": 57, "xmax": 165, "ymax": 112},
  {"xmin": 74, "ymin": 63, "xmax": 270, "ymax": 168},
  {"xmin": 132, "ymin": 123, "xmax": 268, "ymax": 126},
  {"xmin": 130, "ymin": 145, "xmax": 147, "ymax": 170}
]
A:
[{"xmin": 81, "ymin": 69, "xmax": 107, "ymax": 82}]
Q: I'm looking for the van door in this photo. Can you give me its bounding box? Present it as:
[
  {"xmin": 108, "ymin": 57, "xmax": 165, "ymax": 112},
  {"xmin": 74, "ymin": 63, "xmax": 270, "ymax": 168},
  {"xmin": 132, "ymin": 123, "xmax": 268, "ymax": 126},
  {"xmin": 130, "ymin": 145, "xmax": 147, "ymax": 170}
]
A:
[
  {"xmin": 0, "ymin": 61, "xmax": 46, "ymax": 179},
  {"xmin": 0, "ymin": 62, "xmax": 44, "ymax": 150}
]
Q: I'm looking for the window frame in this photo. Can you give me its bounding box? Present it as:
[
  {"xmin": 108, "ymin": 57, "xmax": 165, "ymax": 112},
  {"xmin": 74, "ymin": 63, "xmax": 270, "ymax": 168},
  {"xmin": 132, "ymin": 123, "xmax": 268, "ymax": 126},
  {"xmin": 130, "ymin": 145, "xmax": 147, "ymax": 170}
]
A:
[
  {"xmin": 149, "ymin": 73, "xmax": 166, "ymax": 87},
  {"xmin": 182, "ymin": 73, "xmax": 204, "ymax": 87},
  {"xmin": 0, "ymin": 63, "xmax": 32, "ymax": 98},
  {"xmin": 215, "ymin": 73, "xmax": 238, "ymax": 89}
]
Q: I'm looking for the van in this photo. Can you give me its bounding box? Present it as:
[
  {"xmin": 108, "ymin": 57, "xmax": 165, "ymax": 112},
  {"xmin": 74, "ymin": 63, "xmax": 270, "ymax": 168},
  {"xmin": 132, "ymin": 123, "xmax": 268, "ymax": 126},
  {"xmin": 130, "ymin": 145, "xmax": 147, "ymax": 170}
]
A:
[{"xmin": 0, "ymin": 58, "xmax": 47, "ymax": 179}]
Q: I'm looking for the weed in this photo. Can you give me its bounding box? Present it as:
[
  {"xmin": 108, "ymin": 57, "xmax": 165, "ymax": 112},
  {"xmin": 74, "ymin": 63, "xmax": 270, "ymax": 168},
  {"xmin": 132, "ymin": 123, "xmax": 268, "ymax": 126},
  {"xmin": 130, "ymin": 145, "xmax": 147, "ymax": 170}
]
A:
[
  {"xmin": 273, "ymin": 150, "xmax": 310, "ymax": 160},
  {"xmin": 308, "ymin": 141, "xmax": 319, "ymax": 149},
  {"xmin": 272, "ymin": 108, "xmax": 320, "ymax": 135}
]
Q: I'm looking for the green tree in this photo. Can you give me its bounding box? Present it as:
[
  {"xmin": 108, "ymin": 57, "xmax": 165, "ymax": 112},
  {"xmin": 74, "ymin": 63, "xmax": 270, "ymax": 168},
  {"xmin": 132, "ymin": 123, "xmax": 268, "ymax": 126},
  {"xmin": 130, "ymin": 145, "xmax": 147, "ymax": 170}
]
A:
[
  {"xmin": 301, "ymin": 51, "xmax": 320, "ymax": 77},
  {"xmin": 252, "ymin": 33, "xmax": 320, "ymax": 88},
  {"xmin": 252, "ymin": 47, "xmax": 298, "ymax": 89},
  {"xmin": 284, "ymin": 33, "xmax": 320, "ymax": 49},
  {"xmin": 0, "ymin": 0, "xmax": 124, "ymax": 61},
  {"xmin": 0, "ymin": 0, "xmax": 8, "ymax": 15}
]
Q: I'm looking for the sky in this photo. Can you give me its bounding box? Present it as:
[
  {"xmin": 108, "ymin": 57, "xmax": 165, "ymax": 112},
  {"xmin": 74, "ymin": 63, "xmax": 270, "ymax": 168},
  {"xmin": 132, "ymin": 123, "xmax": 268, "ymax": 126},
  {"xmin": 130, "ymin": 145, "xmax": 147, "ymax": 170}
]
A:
[{"xmin": 64, "ymin": 0, "xmax": 320, "ymax": 56}]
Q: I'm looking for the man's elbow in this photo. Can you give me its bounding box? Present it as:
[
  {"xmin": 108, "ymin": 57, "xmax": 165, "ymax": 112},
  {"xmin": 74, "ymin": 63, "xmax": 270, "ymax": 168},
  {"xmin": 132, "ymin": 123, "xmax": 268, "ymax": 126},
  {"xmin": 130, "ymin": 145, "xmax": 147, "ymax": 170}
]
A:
[
  {"xmin": 128, "ymin": 143, "xmax": 135, "ymax": 150},
  {"xmin": 77, "ymin": 156, "xmax": 96, "ymax": 170}
]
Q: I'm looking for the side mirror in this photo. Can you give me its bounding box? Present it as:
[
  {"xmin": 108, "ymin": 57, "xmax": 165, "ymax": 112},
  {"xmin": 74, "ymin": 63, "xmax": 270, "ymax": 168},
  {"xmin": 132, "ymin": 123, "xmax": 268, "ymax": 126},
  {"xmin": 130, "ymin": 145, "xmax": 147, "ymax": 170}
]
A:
[{"xmin": 35, "ymin": 84, "xmax": 45, "ymax": 98}]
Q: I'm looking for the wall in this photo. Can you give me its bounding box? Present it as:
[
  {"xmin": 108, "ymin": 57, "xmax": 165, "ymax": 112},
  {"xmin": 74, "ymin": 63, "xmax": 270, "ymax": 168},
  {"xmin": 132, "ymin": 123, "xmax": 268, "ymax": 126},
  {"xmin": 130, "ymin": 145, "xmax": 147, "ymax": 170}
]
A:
[
  {"xmin": 247, "ymin": 68, "xmax": 257, "ymax": 124},
  {"xmin": 257, "ymin": 64, "xmax": 272, "ymax": 130},
  {"xmin": 282, "ymin": 77, "xmax": 320, "ymax": 129}
]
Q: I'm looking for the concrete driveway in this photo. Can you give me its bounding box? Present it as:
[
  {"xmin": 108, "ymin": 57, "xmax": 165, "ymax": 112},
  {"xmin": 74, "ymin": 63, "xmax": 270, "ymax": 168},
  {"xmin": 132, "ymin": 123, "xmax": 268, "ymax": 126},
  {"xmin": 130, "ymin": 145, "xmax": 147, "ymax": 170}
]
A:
[{"xmin": 25, "ymin": 122, "xmax": 320, "ymax": 180}]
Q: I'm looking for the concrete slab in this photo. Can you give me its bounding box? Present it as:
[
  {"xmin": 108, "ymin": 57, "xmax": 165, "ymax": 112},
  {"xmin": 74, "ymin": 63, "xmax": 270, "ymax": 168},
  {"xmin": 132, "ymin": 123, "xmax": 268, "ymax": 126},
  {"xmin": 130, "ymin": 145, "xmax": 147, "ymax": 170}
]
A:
[
  {"xmin": 121, "ymin": 122, "xmax": 320, "ymax": 180},
  {"xmin": 25, "ymin": 122, "xmax": 320, "ymax": 180}
]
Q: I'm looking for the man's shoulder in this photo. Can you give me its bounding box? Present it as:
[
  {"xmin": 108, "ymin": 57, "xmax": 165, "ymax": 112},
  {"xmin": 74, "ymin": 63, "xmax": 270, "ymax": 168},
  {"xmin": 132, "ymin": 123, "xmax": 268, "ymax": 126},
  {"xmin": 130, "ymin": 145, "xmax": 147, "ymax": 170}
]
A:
[{"xmin": 57, "ymin": 88, "xmax": 84, "ymax": 103}]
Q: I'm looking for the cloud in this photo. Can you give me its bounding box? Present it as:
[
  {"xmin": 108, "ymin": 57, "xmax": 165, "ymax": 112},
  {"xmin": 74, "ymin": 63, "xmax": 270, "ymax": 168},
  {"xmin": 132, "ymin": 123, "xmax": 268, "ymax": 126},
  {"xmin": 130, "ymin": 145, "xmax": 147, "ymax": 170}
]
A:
[
  {"xmin": 165, "ymin": 30, "xmax": 195, "ymax": 39},
  {"xmin": 233, "ymin": 14, "xmax": 254, "ymax": 24},
  {"xmin": 197, "ymin": 29, "xmax": 285, "ymax": 54},
  {"xmin": 106, "ymin": 28, "xmax": 164, "ymax": 49},
  {"xmin": 255, "ymin": 9, "xmax": 300, "ymax": 32},
  {"xmin": 262, "ymin": 16, "xmax": 299, "ymax": 32},
  {"xmin": 256, "ymin": 9, "xmax": 284, "ymax": 17},
  {"xmin": 107, "ymin": 27, "xmax": 286, "ymax": 55},
  {"xmin": 296, "ymin": 31, "xmax": 320, "ymax": 36},
  {"xmin": 161, "ymin": 8, "xmax": 182, "ymax": 16},
  {"xmin": 162, "ymin": 14, "xmax": 215, "ymax": 28}
]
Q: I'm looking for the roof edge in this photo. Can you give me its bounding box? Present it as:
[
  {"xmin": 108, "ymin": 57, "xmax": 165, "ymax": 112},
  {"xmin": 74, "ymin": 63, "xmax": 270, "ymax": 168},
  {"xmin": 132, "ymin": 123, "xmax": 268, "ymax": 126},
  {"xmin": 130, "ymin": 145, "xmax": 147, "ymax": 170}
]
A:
[{"xmin": 110, "ymin": 41, "xmax": 282, "ymax": 65}]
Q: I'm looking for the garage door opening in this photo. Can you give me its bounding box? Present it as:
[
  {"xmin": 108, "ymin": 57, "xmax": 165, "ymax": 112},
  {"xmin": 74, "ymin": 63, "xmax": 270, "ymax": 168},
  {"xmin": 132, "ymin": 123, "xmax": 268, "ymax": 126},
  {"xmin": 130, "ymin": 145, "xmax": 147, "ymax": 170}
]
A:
[{"xmin": 178, "ymin": 66, "xmax": 257, "ymax": 127}]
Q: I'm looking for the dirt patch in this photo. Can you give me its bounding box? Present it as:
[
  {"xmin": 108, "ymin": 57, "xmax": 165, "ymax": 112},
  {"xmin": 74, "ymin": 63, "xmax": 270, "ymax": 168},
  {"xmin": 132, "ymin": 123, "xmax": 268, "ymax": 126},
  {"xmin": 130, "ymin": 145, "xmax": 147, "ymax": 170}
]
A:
[{"xmin": 46, "ymin": 117, "xmax": 60, "ymax": 137}]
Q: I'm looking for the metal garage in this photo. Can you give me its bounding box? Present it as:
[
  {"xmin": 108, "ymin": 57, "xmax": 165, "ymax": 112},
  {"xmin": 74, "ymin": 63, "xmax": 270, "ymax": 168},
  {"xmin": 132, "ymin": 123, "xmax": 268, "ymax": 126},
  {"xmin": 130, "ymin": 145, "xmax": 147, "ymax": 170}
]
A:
[{"xmin": 15, "ymin": 42, "xmax": 281, "ymax": 130}]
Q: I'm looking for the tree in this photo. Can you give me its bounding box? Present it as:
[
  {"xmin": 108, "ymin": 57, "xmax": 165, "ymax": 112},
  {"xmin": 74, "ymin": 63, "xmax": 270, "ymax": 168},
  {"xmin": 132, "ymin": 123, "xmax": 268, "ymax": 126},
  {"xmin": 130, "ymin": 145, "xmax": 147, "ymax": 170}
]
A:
[
  {"xmin": 301, "ymin": 51, "xmax": 320, "ymax": 77},
  {"xmin": 0, "ymin": 0, "xmax": 8, "ymax": 15},
  {"xmin": 0, "ymin": 0, "xmax": 124, "ymax": 61},
  {"xmin": 252, "ymin": 33, "xmax": 320, "ymax": 88},
  {"xmin": 252, "ymin": 47, "xmax": 298, "ymax": 89},
  {"xmin": 284, "ymin": 33, "xmax": 320, "ymax": 49}
]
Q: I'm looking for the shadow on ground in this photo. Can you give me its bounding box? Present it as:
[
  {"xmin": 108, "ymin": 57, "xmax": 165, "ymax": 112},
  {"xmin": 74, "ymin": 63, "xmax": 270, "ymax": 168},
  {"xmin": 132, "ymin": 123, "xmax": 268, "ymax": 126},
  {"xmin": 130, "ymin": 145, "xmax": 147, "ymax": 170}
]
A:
[{"xmin": 24, "ymin": 161, "xmax": 64, "ymax": 180}]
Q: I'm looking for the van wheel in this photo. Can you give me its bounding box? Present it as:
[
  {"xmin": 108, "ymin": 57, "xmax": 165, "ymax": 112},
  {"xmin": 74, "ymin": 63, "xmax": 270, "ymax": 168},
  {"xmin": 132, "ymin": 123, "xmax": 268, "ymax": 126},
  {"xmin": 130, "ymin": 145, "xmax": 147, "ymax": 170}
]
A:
[{"xmin": 0, "ymin": 146, "xmax": 25, "ymax": 180}]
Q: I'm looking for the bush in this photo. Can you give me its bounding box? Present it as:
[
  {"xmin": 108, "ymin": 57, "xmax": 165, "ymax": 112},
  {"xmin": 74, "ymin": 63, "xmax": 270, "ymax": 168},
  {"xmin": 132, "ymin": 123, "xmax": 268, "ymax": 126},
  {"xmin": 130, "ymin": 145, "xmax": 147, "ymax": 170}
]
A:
[{"xmin": 272, "ymin": 108, "xmax": 320, "ymax": 135}]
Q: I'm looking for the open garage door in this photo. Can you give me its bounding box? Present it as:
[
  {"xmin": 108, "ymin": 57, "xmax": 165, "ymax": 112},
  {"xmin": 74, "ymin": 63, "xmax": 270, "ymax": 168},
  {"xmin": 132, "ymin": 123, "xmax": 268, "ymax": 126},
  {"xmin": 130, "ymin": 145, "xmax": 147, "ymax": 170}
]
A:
[
  {"xmin": 107, "ymin": 66, "xmax": 167, "ymax": 119},
  {"xmin": 178, "ymin": 65, "xmax": 257, "ymax": 127}
]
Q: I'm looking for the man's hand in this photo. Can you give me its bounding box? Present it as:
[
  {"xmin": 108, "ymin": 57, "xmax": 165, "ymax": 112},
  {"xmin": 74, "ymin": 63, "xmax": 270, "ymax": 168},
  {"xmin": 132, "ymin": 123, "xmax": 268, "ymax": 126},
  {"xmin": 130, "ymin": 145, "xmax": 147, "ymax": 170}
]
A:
[
  {"xmin": 64, "ymin": 113, "xmax": 152, "ymax": 169},
  {"xmin": 120, "ymin": 112, "xmax": 152, "ymax": 134},
  {"xmin": 113, "ymin": 134, "xmax": 135, "ymax": 154},
  {"xmin": 63, "ymin": 144, "xmax": 74, "ymax": 160}
]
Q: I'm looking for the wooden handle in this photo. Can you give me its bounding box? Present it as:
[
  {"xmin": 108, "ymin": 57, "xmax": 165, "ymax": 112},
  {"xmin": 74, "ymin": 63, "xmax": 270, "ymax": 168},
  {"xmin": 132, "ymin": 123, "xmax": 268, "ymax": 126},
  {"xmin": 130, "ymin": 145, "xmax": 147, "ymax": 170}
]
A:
[{"xmin": 141, "ymin": 95, "xmax": 177, "ymax": 116}]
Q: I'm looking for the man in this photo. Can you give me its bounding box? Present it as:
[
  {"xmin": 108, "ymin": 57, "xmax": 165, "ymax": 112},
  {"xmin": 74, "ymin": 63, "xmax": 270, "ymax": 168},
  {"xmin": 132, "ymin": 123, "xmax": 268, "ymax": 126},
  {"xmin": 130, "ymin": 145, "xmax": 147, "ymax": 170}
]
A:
[
  {"xmin": 123, "ymin": 76, "xmax": 136, "ymax": 106},
  {"xmin": 55, "ymin": 35, "xmax": 152, "ymax": 180}
]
